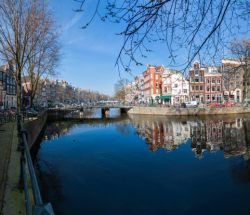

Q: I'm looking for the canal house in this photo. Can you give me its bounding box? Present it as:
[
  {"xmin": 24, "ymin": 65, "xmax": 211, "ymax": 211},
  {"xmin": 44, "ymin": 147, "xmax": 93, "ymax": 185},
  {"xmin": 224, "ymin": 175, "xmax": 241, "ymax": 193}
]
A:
[{"xmin": 0, "ymin": 64, "xmax": 16, "ymax": 109}]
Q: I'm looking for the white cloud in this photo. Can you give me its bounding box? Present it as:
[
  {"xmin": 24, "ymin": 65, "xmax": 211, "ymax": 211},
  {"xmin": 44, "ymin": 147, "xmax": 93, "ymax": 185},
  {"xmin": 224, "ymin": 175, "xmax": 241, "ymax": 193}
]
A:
[{"xmin": 60, "ymin": 13, "xmax": 83, "ymax": 33}]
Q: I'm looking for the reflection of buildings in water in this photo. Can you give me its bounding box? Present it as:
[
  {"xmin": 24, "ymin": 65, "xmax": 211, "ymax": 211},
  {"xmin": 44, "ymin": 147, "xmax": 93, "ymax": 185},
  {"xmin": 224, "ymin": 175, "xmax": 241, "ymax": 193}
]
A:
[
  {"xmin": 189, "ymin": 121, "xmax": 206, "ymax": 159},
  {"xmin": 44, "ymin": 122, "xmax": 75, "ymax": 140},
  {"xmin": 133, "ymin": 120, "xmax": 190, "ymax": 152},
  {"xmin": 190, "ymin": 118, "xmax": 248, "ymax": 159},
  {"xmin": 205, "ymin": 120, "xmax": 223, "ymax": 152},
  {"xmin": 223, "ymin": 118, "xmax": 246, "ymax": 158}
]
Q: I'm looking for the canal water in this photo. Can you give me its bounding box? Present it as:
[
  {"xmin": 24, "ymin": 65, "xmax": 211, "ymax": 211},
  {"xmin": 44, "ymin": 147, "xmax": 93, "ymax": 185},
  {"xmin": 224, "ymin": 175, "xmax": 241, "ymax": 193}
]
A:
[{"xmin": 34, "ymin": 110, "xmax": 250, "ymax": 215}]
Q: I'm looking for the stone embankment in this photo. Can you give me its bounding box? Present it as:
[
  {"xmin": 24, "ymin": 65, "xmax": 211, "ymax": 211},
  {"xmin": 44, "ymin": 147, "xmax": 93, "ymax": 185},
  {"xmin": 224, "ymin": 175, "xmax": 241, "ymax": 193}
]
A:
[
  {"xmin": 128, "ymin": 106, "xmax": 250, "ymax": 116},
  {"xmin": 25, "ymin": 110, "xmax": 48, "ymax": 148}
]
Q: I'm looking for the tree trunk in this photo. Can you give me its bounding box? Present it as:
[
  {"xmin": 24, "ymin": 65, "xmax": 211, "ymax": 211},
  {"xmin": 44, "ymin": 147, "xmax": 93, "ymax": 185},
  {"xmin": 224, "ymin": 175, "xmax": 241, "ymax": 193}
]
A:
[{"xmin": 16, "ymin": 71, "xmax": 22, "ymax": 113}]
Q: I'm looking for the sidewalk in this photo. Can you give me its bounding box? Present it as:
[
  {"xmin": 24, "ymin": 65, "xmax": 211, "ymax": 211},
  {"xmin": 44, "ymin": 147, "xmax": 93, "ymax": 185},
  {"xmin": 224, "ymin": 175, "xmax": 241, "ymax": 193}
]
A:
[{"xmin": 0, "ymin": 122, "xmax": 15, "ymax": 213}]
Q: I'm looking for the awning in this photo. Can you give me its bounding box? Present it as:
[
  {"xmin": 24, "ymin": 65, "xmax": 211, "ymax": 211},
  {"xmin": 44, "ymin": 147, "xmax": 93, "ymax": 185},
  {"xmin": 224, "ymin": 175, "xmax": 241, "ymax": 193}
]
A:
[{"xmin": 159, "ymin": 95, "xmax": 171, "ymax": 99}]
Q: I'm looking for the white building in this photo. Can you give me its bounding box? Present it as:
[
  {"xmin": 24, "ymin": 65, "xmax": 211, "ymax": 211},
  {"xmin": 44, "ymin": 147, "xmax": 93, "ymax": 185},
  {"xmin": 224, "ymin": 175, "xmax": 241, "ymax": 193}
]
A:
[{"xmin": 161, "ymin": 69, "xmax": 189, "ymax": 105}]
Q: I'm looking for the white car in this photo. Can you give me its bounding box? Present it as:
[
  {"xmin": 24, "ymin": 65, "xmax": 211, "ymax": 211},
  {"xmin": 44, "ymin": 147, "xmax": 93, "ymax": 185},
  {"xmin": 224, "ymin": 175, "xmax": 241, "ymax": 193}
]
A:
[{"xmin": 185, "ymin": 101, "xmax": 198, "ymax": 108}]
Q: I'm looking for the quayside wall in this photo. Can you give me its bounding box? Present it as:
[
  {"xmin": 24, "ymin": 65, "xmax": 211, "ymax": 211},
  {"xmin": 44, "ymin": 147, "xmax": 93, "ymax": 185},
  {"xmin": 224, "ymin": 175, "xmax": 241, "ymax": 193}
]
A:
[
  {"xmin": 25, "ymin": 110, "xmax": 48, "ymax": 148},
  {"xmin": 128, "ymin": 106, "xmax": 250, "ymax": 116}
]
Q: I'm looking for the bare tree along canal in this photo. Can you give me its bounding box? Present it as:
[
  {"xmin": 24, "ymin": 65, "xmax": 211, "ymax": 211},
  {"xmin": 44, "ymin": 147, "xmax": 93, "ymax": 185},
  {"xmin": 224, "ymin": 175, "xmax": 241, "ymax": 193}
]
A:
[{"xmin": 33, "ymin": 109, "xmax": 250, "ymax": 215}]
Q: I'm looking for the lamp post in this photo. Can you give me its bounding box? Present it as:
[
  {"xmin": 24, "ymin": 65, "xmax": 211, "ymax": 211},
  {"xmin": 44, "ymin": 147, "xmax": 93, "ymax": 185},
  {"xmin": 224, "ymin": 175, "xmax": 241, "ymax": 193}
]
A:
[{"xmin": 0, "ymin": 82, "xmax": 3, "ymax": 109}]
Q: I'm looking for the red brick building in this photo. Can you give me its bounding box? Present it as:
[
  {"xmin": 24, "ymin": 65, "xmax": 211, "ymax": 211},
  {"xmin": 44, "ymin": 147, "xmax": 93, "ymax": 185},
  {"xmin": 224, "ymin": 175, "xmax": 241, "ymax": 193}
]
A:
[{"xmin": 143, "ymin": 65, "xmax": 164, "ymax": 104}]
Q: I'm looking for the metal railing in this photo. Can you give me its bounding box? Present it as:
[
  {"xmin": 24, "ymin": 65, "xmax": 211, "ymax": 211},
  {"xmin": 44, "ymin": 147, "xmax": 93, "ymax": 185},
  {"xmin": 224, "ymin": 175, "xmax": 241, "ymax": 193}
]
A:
[{"xmin": 17, "ymin": 115, "xmax": 55, "ymax": 215}]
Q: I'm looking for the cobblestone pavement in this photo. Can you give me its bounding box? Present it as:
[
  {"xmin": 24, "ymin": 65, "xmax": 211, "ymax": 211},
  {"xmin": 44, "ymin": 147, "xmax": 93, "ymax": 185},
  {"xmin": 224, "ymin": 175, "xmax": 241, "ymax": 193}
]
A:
[{"xmin": 0, "ymin": 123, "xmax": 15, "ymax": 213}]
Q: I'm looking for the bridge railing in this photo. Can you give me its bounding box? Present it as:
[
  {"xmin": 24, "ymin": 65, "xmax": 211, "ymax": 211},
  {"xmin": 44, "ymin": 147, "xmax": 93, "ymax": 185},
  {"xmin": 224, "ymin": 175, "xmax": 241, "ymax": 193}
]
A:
[{"xmin": 17, "ymin": 115, "xmax": 55, "ymax": 215}]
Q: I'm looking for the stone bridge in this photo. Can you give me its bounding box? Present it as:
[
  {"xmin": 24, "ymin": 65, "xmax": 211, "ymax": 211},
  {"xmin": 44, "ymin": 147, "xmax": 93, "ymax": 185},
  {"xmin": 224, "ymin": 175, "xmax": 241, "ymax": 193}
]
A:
[{"xmin": 48, "ymin": 105, "xmax": 133, "ymax": 118}]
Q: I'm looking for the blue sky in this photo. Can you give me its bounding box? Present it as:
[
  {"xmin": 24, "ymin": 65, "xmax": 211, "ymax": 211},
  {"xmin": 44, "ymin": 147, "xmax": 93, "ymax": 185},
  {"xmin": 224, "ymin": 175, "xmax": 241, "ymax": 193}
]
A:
[
  {"xmin": 49, "ymin": 0, "xmax": 172, "ymax": 96},
  {"xmin": 49, "ymin": 0, "xmax": 250, "ymax": 96}
]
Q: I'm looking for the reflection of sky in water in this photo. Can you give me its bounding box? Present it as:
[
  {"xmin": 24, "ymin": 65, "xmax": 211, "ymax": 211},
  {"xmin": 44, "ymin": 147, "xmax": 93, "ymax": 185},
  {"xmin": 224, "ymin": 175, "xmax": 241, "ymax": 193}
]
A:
[
  {"xmin": 36, "ymin": 115, "xmax": 250, "ymax": 215},
  {"xmin": 85, "ymin": 108, "xmax": 121, "ymax": 118}
]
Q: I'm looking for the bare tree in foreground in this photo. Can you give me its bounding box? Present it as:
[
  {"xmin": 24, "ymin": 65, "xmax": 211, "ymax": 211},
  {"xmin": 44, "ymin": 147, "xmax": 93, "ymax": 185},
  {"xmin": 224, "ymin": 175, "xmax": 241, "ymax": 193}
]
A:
[
  {"xmin": 75, "ymin": 0, "xmax": 250, "ymax": 72},
  {"xmin": 24, "ymin": 11, "xmax": 60, "ymax": 108},
  {"xmin": 0, "ymin": 0, "xmax": 59, "ymax": 111}
]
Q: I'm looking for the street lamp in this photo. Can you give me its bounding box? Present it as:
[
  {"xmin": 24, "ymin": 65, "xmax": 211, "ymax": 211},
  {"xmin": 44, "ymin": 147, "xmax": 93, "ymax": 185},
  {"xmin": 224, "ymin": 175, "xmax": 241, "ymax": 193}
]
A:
[{"xmin": 0, "ymin": 82, "xmax": 3, "ymax": 109}]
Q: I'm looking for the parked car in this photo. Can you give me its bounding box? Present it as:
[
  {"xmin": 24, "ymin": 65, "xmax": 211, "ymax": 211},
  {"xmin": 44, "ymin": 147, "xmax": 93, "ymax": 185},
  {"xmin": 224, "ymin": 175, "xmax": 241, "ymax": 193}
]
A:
[
  {"xmin": 181, "ymin": 102, "xmax": 187, "ymax": 108},
  {"xmin": 243, "ymin": 99, "xmax": 250, "ymax": 107},
  {"xmin": 223, "ymin": 101, "xmax": 235, "ymax": 107},
  {"xmin": 185, "ymin": 101, "xmax": 198, "ymax": 108},
  {"xmin": 25, "ymin": 108, "xmax": 38, "ymax": 117},
  {"xmin": 210, "ymin": 102, "xmax": 221, "ymax": 108}
]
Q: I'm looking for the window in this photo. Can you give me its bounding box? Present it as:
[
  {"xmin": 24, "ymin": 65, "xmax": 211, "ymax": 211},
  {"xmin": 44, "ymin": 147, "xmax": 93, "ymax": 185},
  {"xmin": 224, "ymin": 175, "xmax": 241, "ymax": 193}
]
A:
[
  {"xmin": 216, "ymin": 94, "xmax": 221, "ymax": 102},
  {"xmin": 192, "ymin": 86, "xmax": 194, "ymax": 91},
  {"xmin": 207, "ymin": 95, "xmax": 210, "ymax": 100},
  {"xmin": 200, "ymin": 86, "xmax": 203, "ymax": 91},
  {"xmin": 206, "ymin": 86, "xmax": 210, "ymax": 92},
  {"xmin": 174, "ymin": 84, "xmax": 178, "ymax": 88},
  {"xmin": 212, "ymin": 86, "xmax": 216, "ymax": 92},
  {"xmin": 217, "ymin": 79, "xmax": 221, "ymax": 84},
  {"xmin": 217, "ymin": 86, "xmax": 220, "ymax": 91},
  {"xmin": 183, "ymin": 89, "xmax": 187, "ymax": 93},
  {"xmin": 195, "ymin": 78, "xmax": 199, "ymax": 82},
  {"xmin": 206, "ymin": 78, "xmax": 210, "ymax": 83},
  {"xmin": 199, "ymin": 77, "xmax": 203, "ymax": 82},
  {"xmin": 212, "ymin": 78, "xmax": 216, "ymax": 83},
  {"xmin": 196, "ymin": 85, "xmax": 199, "ymax": 91},
  {"xmin": 195, "ymin": 70, "xmax": 199, "ymax": 76},
  {"xmin": 190, "ymin": 77, "xmax": 194, "ymax": 82},
  {"xmin": 212, "ymin": 95, "xmax": 216, "ymax": 101},
  {"xmin": 236, "ymin": 82, "xmax": 240, "ymax": 88}
]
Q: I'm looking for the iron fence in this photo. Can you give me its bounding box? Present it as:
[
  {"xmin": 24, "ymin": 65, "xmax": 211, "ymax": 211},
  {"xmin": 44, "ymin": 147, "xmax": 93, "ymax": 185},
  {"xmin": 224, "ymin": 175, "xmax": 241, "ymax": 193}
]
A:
[{"xmin": 17, "ymin": 114, "xmax": 55, "ymax": 215}]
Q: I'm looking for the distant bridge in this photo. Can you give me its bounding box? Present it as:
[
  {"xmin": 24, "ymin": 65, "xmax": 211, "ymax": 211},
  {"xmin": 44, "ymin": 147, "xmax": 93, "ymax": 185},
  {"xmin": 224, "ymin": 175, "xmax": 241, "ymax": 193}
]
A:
[{"xmin": 48, "ymin": 105, "xmax": 133, "ymax": 119}]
